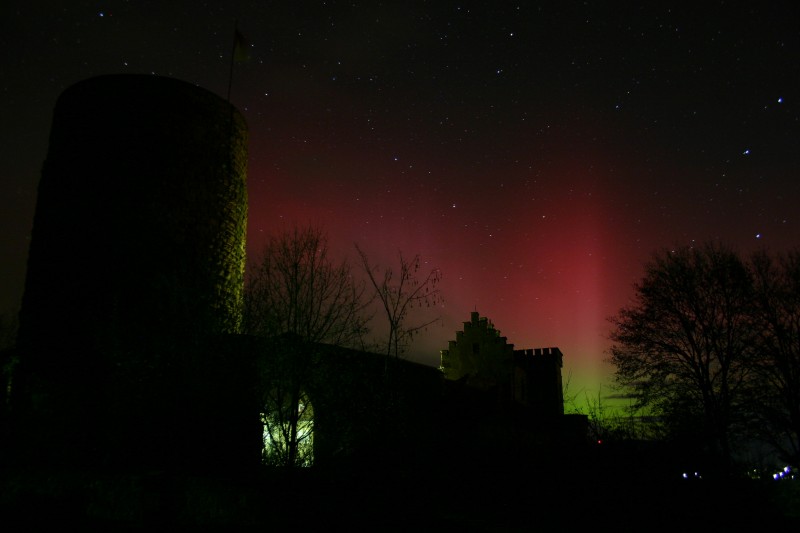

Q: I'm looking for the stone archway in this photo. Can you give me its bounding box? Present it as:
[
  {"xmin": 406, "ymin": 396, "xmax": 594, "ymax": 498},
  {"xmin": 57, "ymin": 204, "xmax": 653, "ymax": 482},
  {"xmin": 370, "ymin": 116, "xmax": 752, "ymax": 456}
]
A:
[{"xmin": 260, "ymin": 385, "xmax": 315, "ymax": 468}]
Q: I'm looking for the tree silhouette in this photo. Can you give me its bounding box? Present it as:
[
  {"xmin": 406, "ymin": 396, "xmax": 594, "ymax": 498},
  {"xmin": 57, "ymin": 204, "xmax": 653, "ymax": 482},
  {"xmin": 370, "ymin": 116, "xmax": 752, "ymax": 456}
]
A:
[
  {"xmin": 355, "ymin": 245, "xmax": 442, "ymax": 360},
  {"xmin": 609, "ymin": 243, "xmax": 756, "ymax": 474},
  {"xmin": 244, "ymin": 225, "xmax": 370, "ymax": 346},
  {"xmin": 750, "ymin": 249, "xmax": 800, "ymax": 468}
]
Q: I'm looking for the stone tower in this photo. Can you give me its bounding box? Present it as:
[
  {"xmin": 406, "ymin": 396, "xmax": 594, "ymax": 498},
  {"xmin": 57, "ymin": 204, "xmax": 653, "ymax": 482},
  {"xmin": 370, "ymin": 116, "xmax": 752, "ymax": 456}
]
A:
[{"xmin": 12, "ymin": 74, "xmax": 249, "ymax": 469}]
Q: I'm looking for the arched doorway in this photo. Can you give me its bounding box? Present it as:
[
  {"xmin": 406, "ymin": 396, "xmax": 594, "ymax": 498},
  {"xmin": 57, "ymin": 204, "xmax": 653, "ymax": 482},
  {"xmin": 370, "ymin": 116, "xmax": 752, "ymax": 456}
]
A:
[{"xmin": 260, "ymin": 386, "xmax": 314, "ymax": 467}]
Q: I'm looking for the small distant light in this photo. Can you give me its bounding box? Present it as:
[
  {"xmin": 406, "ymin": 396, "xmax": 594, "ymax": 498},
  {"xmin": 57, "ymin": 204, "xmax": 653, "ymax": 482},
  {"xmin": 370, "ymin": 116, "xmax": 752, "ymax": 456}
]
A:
[
  {"xmin": 778, "ymin": 97, "xmax": 783, "ymax": 104},
  {"xmin": 756, "ymin": 233, "xmax": 762, "ymax": 239},
  {"xmin": 743, "ymin": 149, "xmax": 750, "ymax": 155},
  {"xmin": 99, "ymin": 12, "xmax": 104, "ymax": 17},
  {"xmin": 682, "ymin": 473, "xmax": 688, "ymax": 479},
  {"xmin": 597, "ymin": 439, "xmax": 602, "ymax": 445}
]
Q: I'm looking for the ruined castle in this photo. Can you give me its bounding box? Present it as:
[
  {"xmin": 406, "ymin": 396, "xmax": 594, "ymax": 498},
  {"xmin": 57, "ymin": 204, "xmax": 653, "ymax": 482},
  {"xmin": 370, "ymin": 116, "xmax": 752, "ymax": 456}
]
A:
[{"xmin": 6, "ymin": 75, "xmax": 584, "ymax": 478}]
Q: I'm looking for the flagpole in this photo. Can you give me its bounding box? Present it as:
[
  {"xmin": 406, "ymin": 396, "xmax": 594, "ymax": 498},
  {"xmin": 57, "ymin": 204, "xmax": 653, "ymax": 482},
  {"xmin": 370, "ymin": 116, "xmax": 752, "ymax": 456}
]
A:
[
  {"xmin": 226, "ymin": 20, "xmax": 240, "ymax": 177},
  {"xmin": 227, "ymin": 20, "xmax": 239, "ymax": 102}
]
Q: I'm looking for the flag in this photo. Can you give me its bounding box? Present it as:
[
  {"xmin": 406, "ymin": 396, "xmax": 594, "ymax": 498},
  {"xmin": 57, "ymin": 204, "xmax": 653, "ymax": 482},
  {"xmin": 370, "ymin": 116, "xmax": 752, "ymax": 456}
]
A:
[
  {"xmin": 233, "ymin": 29, "xmax": 251, "ymax": 63},
  {"xmin": 227, "ymin": 24, "xmax": 251, "ymax": 102}
]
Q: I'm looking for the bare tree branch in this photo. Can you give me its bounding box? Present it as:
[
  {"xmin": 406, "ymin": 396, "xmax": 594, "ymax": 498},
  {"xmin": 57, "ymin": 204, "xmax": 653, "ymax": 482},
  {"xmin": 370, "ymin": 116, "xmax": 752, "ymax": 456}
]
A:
[{"xmin": 355, "ymin": 244, "xmax": 443, "ymax": 359}]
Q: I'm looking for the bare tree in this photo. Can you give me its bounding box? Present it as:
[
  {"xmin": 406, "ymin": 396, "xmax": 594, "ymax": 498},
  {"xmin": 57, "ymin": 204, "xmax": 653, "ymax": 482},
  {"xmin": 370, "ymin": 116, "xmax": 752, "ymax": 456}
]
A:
[
  {"xmin": 750, "ymin": 249, "xmax": 800, "ymax": 468},
  {"xmin": 243, "ymin": 226, "xmax": 371, "ymax": 467},
  {"xmin": 608, "ymin": 243, "xmax": 756, "ymax": 474},
  {"xmin": 355, "ymin": 245, "xmax": 442, "ymax": 360},
  {"xmin": 244, "ymin": 225, "xmax": 370, "ymax": 346}
]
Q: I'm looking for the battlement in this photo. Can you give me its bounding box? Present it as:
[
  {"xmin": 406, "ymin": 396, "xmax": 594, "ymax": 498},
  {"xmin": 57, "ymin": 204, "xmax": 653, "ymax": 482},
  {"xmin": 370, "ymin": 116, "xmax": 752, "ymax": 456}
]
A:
[{"xmin": 514, "ymin": 347, "xmax": 563, "ymax": 367}]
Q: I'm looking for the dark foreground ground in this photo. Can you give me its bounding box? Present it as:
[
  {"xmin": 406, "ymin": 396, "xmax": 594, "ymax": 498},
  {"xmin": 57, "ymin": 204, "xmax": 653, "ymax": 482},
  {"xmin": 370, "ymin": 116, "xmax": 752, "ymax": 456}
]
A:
[{"xmin": 2, "ymin": 445, "xmax": 798, "ymax": 530}]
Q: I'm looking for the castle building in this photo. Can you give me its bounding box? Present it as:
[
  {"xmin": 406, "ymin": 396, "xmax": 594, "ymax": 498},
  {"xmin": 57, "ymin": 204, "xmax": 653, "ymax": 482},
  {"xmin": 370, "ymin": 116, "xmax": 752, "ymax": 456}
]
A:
[
  {"xmin": 440, "ymin": 311, "xmax": 564, "ymax": 417},
  {"xmin": 2, "ymin": 75, "xmax": 590, "ymax": 525}
]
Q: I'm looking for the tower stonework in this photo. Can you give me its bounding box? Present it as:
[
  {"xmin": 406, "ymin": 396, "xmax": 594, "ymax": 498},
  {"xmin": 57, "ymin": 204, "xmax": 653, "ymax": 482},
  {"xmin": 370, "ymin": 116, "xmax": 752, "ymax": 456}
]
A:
[{"xmin": 12, "ymin": 74, "xmax": 249, "ymax": 469}]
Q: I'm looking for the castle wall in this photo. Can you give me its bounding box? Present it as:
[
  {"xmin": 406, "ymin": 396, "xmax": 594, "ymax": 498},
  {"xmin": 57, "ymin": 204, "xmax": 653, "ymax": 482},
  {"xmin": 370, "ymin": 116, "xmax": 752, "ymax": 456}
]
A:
[
  {"xmin": 251, "ymin": 336, "xmax": 444, "ymax": 467},
  {"xmin": 513, "ymin": 347, "xmax": 564, "ymax": 415}
]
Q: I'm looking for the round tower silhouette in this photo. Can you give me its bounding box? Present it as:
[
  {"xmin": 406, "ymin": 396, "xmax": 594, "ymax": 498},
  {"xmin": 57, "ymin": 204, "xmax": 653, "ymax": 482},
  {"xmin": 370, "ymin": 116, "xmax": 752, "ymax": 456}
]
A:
[{"xmin": 13, "ymin": 74, "xmax": 248, "ymax": 468}]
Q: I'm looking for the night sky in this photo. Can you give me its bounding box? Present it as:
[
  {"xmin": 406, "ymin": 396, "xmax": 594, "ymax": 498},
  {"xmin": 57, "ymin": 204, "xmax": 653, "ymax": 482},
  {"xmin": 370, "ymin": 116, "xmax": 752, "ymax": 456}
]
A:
[{"xmin": 2, "ymin": 1, "xmax": 799, "ymax": 405}]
